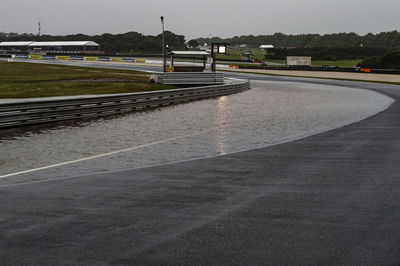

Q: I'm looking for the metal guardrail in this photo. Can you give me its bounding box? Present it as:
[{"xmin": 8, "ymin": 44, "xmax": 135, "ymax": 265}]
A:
[
  {"xmin": 0, "ymin": 79, "xmax": 250, "ymax": 129},
  {"xmin": 150, "ymin": 72, "xmax": 225, "ymax": 85}
]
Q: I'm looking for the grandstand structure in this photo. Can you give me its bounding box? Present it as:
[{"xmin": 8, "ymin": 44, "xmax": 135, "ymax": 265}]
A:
[{"xmin": 0, "ymin": 41, "xmax": 101, "ymax": 55}]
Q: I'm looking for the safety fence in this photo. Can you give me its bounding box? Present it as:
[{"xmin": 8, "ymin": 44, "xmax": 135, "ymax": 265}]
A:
[{"xmin": 0, "ymin": 79, "xmax": 250, "ymax": 129}]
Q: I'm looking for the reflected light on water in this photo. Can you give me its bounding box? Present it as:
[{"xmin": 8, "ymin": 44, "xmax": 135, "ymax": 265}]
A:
[{"xmin": 216, "ymin": 96, "xmax": 228, "ymax": 155}]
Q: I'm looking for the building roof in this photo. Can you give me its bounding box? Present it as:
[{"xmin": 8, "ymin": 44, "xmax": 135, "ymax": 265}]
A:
[
  {"xmin": 0, "ymin": 42, "xmax": 34, "ymax": 46},
  {"xmin": 29, "ymin": 41, "xmax": 99, "ymax": 46},
  {"xmin": 169, "ymin": 51, "xmax": 210, "ymax": 56},
  {"xmin": 259, "ymin": 45, "xmax": 274, "ymax": 49}
]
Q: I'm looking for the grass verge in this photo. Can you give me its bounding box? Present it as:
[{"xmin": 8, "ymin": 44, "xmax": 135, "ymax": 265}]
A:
[{"xmin": 0, "ymin": 61, "xmax": 174, "ymax": 98}]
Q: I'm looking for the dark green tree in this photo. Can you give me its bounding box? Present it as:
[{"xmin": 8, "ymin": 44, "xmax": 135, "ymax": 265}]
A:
[{"xmin": 188, "ymin": 39, "xmax": 199, "ymax": 48}]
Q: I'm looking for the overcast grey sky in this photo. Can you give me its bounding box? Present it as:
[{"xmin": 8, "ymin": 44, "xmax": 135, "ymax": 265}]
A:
[{"xmin": 1, "ymin": 0, "xmax": 399, "ymax": 39}]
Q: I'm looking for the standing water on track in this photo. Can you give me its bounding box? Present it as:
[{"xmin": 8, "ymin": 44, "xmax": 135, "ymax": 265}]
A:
[{"xmin": 0, "ymin": 80, "xmax": 394, "ymax": 184}]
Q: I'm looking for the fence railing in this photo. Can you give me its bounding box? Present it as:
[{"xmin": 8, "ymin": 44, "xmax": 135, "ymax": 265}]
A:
[{"xmin": 0, "ymin": 79, "xmax": 250, "ymax": 129}]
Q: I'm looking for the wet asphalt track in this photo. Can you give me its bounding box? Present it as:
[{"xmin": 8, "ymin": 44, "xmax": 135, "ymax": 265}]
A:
[
  {"xmin": 1, "ymin": 61, "xmax": 400, "ymax": 265},
  {"xmin": 0, "ymin": 79, "xmax": 392, "ymax": 183}
]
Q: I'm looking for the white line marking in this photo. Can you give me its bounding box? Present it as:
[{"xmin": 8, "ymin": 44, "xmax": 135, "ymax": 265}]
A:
[{"xmin": 0, "ymin": 128, "xmax": 215, "ymax": 179}]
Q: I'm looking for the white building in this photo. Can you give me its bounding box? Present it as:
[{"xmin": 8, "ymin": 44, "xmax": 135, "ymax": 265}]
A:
[{"xmin": 259, "ymin": 45, "xmax": 274, "ymax": 50}]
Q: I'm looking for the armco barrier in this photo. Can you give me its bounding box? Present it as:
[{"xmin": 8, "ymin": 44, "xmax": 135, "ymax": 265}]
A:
[
  {"xmin": 70, "ymin": 56, "xmax": 84, "ymax": 60},
  {"xmin": 29, "ymin": 55, "xmax": 42, "ymax": 60},
  {"xmin": 85, "ymin": 57, "xmax": 98, "ymax": 61},
  {"xmin": 0, "ymin": 79, "xmax": 250, "ymax": 129},
  {"xmin": 111, "ymin": 58, "xmax": 123, "ymax": 62},
  {"xmin": 98, "ymin": 57, "xmax": 111, "ymax": 62},
  {"xmin": 159, "ymin": 72, "xmax": 224, "ymax": 85},
  {"xmin": 16, "ymin": 55, "xmax": 29, "ymax": 59},
  {"xmin": 56, "ymin": 56, "xmax": 70, "ymax": 60},
  {"xmin": 42, "ymin": 55, "xmax": 56, "ymax": 60},
  {"xmin": 123, "ymin": 58, "xmax": 135, "ymax": 62}
]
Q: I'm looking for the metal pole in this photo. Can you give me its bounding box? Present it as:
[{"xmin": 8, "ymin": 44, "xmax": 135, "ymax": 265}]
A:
[
  {"xmin": 211, "ymin": 43, "xmax": 215, "ymax": 72},
  {"xmin": 161, "ymin": 16, "xmax": 165, "ymax": 72}
]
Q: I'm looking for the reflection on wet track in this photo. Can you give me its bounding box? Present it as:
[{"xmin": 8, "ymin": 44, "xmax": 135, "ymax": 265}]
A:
[{"xmin": 0, "ymin": 80, "xmax": 393, "ymax": 184}]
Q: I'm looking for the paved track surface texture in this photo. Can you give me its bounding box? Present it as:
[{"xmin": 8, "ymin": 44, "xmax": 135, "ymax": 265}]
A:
[{"xmin": 1, "ymin": 75, "xmax": 400, "ymax": 265}]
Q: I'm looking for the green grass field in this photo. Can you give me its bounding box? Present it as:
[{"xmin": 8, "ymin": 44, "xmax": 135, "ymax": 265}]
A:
[{"xmin": 0, "ymin": 61, "xmax": 173, "ymax": 98}]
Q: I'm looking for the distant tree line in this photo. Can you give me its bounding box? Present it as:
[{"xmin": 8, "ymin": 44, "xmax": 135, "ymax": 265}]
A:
[
  {"xmin": 2, "ymin": 30, "xmax": 400, "ymax": 57},
  {"xmin": 0, "ymin": 31, "xmax": 186, "ymax": 54},
  {"xmin": 194, "ymin": 31, "xmax": 400, "ymax": 49}
]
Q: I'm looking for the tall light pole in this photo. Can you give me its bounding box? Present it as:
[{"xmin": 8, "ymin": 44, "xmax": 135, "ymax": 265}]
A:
[
  {"xmin": 38, "ymin": 20, "xmax": 41, "ymax": 36},
  {"xmin": 161, "ymin": 16, "xmax": 166, "ymax": 72}
]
